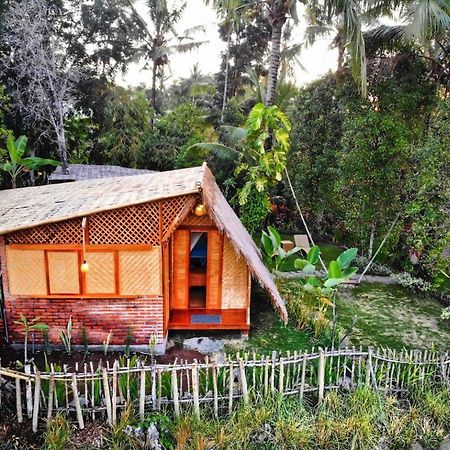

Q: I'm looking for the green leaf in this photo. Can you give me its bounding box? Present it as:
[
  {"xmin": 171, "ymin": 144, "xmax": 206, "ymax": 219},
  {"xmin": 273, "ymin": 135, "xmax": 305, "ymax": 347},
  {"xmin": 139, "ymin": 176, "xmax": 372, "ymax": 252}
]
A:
[
  {"xmin": 303, "ymin": 283, "xmax": 314, "ymax": 291},
  {"xmin": 6, "ymin": 134, "xmax": 18, "ymax": 162},
  {"xmin": 21, "ymin": 157, "xmax": 60, "ymax": 169},
  {"xmin": 267, "ymin": 226, "xmax": 281, "ymax": 249},
  {"xmin": 342, "ymin": 266, "xmax": 358, "ymax": 279},
  {"xmin": 307, "ymin": 245, "xmax": 320, "ymax": 264},
  {"xmin": 306, "ymin": 277, "xmax": 321, "ymax": 287},
  {"xmin": 261, "ymin": 233, "xmax": 274, "ymax": 256},
  {"xmin": 0, "ymin": 163, "xmax": 13, "ymax": 172},
  {"xmin": 302, "ymin": 263, "xmax": 316, "ymax": 274},
  {"xmin": 14, "ymin": 135, "xmax": 28, "ymax": 159},
  {"xmin": 324, "ymin": 278, "xmax": 343, "ymax": 288},
  {"xmin": 294, "ymin": 258, "xmax": 308, "ymax": 270},
  {"xmin": 30, "ymin": 323, "xmax": 49, "ymax": 331},
  {"xmin": 328, "ymin": 260, "xmax": 342, "ymax": 278},
  {"xmin": 337, "ymin": 248, "xmax": 358, "ymax": 270}
]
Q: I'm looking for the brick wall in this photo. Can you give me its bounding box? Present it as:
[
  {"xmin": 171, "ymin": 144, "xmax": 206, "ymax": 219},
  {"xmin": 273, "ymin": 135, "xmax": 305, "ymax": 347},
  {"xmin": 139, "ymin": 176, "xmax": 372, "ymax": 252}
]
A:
[{"xmin": 0, "ymin": 237, "xmax": 165, "ymax": 346}]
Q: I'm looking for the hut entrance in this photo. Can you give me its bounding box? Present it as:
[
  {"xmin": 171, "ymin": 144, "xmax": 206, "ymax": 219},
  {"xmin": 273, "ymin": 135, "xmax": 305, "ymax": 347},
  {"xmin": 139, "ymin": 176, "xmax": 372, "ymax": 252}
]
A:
[{"xmin": 189, "ymin": 231, "xmax": 208, "ymax": 308}]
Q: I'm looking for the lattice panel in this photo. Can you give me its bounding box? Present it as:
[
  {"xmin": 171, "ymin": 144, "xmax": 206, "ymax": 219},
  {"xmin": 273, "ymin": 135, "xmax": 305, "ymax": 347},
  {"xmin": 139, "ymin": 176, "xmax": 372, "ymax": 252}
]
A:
[
  {"xmin": 89, "ymin": 203, "xmax": 161, "ymax": 245},
  {"xmin": 6, "ymin": 218, "xmax": 83, "ymax": 245},
  {"xmin": 162, "ymin": 195, "xmax": 194, "ymax": 237}
]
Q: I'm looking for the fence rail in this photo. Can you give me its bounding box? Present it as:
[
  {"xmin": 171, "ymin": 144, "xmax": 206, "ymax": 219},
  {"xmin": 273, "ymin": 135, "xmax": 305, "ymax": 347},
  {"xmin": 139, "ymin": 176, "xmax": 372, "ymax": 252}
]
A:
[{"xmin": 0, "ymin": 347, "xmax": 449, "ymax": 432}]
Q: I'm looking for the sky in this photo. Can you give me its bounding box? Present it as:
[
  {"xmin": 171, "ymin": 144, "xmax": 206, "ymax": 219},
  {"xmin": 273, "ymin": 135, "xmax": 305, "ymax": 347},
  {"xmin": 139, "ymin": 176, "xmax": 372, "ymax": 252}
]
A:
[{"xmin": 120, "ymin": 0, "xmax": 338, "ymax": 88}]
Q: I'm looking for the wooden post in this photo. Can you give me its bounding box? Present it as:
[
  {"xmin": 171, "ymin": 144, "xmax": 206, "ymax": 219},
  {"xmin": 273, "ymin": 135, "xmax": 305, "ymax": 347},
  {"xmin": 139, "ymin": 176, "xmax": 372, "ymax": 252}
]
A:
[
  {"xmin": 32, "ymin": 372, "xmax": 41, "ymax": 432},
  {"xmin": 139, "ymin": 366, "xmax": 146, "ymax": 421},
  {"xmin": 16, "ymin": 378, "xmax": 23, "ymax": 423},
  {"xmin": 71, "ymin": 374, "xmax": 85, "ymax": 430},
  {"xmin": 25, "ymin": 364, "xmax": 33, "ymax": 418},
  {"xmin": 228, "ymin": 363, "xmax": 234, "ymax": 414},
  {"xmin": 299, "ymin": 353, "xmax": 307, "ymax": 401},
  {"xmin": 239, "ymin": 359, "xmax": 249, "ymax": 405},
  {"xmin": 102, "ymin": 368, "xmax": 112, "ymax": 426},
  {"xmin": 171, "ymin": 370, "xmax": 180, "ymax": 418},
  {"xmin": 47, "ymin": 375, "xmax": 55, "ymax": 420},
  {"xmin": 318, "ymin": 349, "xmax": 326, "ymax": 404},
  {"xmin": 192, "ymin": 362, "xmax": 200, "ymax": 418},
  {"xmin": 212, "ymin": 364, "xmax": 219, "ymax": 418},
  {"xmin": 112, "ymin": 362, "xmax": 118, "ymax": 426},
  {"xmin": 278, "ymin": 358, "xmax": 284, "ymax": 394}
]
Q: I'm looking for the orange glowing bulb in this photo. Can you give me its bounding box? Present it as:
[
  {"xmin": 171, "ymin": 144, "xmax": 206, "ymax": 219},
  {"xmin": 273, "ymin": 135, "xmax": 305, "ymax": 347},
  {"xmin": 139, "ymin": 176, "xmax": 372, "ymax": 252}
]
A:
[
  {"xmin": 194, "ymin": 203, "xmax": 207, "ymax": 216},
  {"xmin": 80, "ymin": 261, "xmax": 90, "ymax": 273}
]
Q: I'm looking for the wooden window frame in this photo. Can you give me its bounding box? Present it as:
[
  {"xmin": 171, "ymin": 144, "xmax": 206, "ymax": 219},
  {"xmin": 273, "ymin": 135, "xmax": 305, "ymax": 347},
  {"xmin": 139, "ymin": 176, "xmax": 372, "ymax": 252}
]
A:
[{"xmin": 6, "ymin": 243, "xmax": 160, "ymax": 299}]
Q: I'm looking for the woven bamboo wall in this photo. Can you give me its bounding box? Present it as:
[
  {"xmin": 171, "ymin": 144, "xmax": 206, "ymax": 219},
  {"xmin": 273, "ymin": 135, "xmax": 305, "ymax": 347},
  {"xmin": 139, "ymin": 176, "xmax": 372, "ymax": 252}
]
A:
[
  {"xmin": 47, "ymin": 251, "xmax": 80, "ymax": 294},
  {"xmin": 221, "ymin": 236, "xmax": 248, "ymax": 309},
  {"xmin": 85, "ymin": 252, "xmax": 116, "ymax": 294},
  {"xmin": 182, "ymin": 213, "xmax": 214, "ymax": 227},
  {"xmin": 5, "ymin": 195, "xmax": 195, "ymax": 246},
  {"xmin": 6, "ymin": 248, "xmax": 47, "ymax": 295}
]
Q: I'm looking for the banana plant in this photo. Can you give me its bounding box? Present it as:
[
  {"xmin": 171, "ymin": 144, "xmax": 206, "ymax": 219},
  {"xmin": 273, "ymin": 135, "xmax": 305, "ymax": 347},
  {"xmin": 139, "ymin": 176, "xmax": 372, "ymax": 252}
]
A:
[
  {"xmin": 261, "ymin": 226, "xmax": 301, "ymax": 273},
  {"xmin": 14, "ymin": 314, "xmax": 49, "ymax": 363},
  {"xmin": 0, "ymin": 134, "xmax": 59, "ymax": 188}
]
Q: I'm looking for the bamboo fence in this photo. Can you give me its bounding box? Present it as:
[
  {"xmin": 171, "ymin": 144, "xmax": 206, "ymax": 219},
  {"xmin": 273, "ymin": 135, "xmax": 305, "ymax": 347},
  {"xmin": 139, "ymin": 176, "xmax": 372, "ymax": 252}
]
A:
[{"xmin": 0, "ymin": 347, "xmax": 449, "ymax": 432}]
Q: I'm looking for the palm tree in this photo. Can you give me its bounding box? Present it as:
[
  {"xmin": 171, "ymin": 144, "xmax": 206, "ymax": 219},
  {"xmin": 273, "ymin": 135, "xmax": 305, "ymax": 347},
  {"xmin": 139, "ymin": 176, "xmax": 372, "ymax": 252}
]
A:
[{"xmin": 127, "ymin": 0, "xmax": 206, "ymax": 110}]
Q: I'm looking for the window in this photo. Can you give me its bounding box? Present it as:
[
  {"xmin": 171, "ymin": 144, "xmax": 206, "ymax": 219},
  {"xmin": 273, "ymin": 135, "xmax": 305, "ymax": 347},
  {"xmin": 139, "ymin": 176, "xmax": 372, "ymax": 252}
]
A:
[
  {"xmin": 189, "ymin": 232, "xmax": 208, "ymax": 308},
  {"xmin": 47, "ymin": 251, "xmax": 80, "ymax": 294}
]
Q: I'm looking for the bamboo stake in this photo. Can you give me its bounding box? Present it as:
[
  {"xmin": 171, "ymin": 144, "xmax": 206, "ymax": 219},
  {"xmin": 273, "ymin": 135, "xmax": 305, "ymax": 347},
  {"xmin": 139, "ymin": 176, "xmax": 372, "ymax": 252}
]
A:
[
  {"xmin": 32, "ymin": 372, "xmax": 41, "ymax": 432},
  {"xmin": 171, "ymin": 370, "xmax": 180, "ymax": 418},
  {"xmin": 72, "ymin": 374, "xmax": 85, "ymax": 430},
  {"xmin": 318, "ymin": 350, "xmax": 326, "ymax": 403},
  {"xmin": 299, "ymin": 353, "xmax": 307, "ymax": 401},
  {"xmin": 24, "ymin": 363, "xmax": 33, "ymax": 418},
  {"xmin": 192, "ymin": 362, "xmax": 200, "ymax": 419},
  {"xmin": 47, "ymin": 375, "xmax": 55, "ymax": 421},
  {"xmin": 278, "ymin": 358, "xmax": 284, "ymax": 394},
  {"xmin": 239, "ymin": 359, "xmax": 249, "ymax": 405},
  {"xmin": 103, "ymin": 368, "xmax": 113, "ymax": 426},
  {"xmin": 16, "ymin": 378, "xmax": 23, "ymax": 423},
  {"xmin": 212, "ymin": 364, "xmax": 219, "ymax": 418},
  {"xmin": 139, "ymin": 366, "xmax": 146, "ymax": 421},
  {"xmin": 228, "ymin": 363, "xmax": 234, "ymax": 414},
  {"xmin": 112, "ymin": 362, "xmax": 118, "ymax": 426}
]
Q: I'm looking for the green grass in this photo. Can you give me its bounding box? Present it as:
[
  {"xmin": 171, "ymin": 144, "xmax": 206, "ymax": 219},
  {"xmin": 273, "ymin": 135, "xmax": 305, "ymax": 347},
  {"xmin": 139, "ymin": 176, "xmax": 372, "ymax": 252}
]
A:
[{"xmin": 336, "ymin": 282, "xmax": 450, "ymax": 350}]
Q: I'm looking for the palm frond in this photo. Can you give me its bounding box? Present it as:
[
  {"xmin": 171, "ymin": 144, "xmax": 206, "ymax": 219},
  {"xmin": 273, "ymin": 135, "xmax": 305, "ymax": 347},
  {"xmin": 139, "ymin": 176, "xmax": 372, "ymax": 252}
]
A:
[
  {"xmin": 220, "ymin": 125, "xmax": 247, "ymax": 145},
  {"xmin": 188, "ymin": 142, "xmax": 242, "ymax": 161}
]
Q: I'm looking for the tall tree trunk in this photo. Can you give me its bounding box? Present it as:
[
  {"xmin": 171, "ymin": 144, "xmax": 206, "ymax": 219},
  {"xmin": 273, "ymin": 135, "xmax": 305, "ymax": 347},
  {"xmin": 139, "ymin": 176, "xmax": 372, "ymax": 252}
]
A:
[
  {"xmin": 151, "ymin": 60, "xmax": 157, "ymax": 111},
  {"xmin": 266, "ymin": 11, "xmax": 286, "ymax": 106},
  {"xmin": 56, "ymin": 102, "xmax": 69, "ymax": 173},
  {"xmin": 337, "ymin": 43, "xmax": 345, "ymax": 70},
  {"xmin": 221, "ymin": 28, "xmax": 231, "ymax": 122}
]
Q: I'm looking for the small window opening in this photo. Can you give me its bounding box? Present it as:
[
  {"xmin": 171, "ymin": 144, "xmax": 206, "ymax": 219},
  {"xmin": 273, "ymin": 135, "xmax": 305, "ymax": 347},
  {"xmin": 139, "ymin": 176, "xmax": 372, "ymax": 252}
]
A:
[{"xmin": 189, "ymin": 232, "xmax": 207, "ymax": 308}]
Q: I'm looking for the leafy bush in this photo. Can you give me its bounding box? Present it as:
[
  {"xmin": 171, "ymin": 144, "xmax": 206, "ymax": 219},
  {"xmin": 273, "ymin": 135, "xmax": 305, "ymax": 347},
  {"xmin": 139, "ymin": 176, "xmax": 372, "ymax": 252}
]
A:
[
  {"xmin": 354, "ymin": 255, "xmax": 392, "ymax": 276},
  {"xmin": 392, "ymin": 272, "xmax": 432, "ymax": 293}
]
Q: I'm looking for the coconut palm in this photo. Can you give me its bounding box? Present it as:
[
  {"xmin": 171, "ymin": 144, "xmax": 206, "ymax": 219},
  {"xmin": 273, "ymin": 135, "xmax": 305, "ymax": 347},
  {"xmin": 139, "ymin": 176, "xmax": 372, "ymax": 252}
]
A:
[{"xmin": 127, "ymin": 0, "xmax": 206, "ymax": 110}]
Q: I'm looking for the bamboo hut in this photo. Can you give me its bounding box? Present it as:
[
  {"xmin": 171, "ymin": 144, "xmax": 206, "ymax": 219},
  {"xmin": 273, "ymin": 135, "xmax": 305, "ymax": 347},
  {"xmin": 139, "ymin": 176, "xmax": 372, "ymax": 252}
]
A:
[{"xmin": 0, "ymin": 163, "xmax": 286, "ymax": 353}]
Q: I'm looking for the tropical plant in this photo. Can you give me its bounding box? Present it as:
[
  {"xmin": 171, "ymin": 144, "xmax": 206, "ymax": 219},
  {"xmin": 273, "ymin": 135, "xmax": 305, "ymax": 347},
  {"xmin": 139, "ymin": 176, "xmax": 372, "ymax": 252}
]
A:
[
  {"xmin": 190, "ymin": 102, "xmax": 291, "ymax": 233},
  {"xmin": 44, "ymin": 413, "xmax": 72, "ymax": 450},
  {"xmin": 13, "ymin": 314, "xmax": 48, "ymax": 362},
  {"xmin": 127, "ymin": 0, "xmax": 206, "ymax": 110},
  {"xmin": 59, "ymin": 316, "xmax": 73, "ymax": 355},
  {"xmin": 103, "ymin": 330, "xmax": 113, "ymax": 355},
  {"xmin": 0, "ymin": 134, "xmax": 59, "ymax": 188},
  {"xmin": 261, "ymin": 225, "xmax": 301, "ymax": 272}
]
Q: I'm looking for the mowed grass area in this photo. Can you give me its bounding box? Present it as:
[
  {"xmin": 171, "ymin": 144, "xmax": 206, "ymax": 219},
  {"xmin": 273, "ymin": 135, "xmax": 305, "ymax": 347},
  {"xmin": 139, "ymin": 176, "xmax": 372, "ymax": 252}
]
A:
[
  {"xmin": 246, "ymin": 282, "xmax": 450, "ymax": 354},
  {"xmin": 337, "ymin": 282, "xmax": 450, "ymax": 351}
]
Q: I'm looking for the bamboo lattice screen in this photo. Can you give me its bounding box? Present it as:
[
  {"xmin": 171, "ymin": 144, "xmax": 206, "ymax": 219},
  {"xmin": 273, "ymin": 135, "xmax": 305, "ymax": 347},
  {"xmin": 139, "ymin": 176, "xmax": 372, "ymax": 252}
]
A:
[{"xmin": 5, "ymin": 195, "xmax": 195, "ymax": 246}]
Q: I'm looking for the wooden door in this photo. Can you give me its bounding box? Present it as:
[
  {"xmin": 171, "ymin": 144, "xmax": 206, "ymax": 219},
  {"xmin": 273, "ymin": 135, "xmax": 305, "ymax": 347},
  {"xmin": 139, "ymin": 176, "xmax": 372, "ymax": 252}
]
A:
[
  {"xmin": 162, "ymin": 242, "xmax": 170, "ymax": 332},
  {"xmin": 207, "ymin": 230, "xmax": 223, "ymax": 309},
  {"xmin": 172, "ymin": 229, "xmax": 189, "ymax": 309}
]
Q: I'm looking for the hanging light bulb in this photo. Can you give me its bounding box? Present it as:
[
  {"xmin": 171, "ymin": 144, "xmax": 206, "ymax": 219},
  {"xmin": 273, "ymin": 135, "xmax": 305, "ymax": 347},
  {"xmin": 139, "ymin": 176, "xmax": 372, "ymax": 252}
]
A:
[
  {"xmin": 80, "ymin": 217, "xmax": 89, "ymax": 273},
  {"xmin": 194, "ymin": 203, "xmax": 206, "ymax": 216},
  {"xmin": 80, "ymin": 260, "xmax": 90, "ymax": 273}
]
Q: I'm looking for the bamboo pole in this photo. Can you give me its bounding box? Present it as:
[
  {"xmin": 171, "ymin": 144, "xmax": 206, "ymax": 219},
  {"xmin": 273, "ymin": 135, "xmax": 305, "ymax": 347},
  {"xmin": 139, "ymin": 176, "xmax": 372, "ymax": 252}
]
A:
[
  {"xmin": 192, "ymin": 362, "xmax": 200, "ymax": 419},
  {"xmin": 47, "ymin": 375, "xmax": 55, "ymax": 421},
  {"xmin": 112, "ymin": 362, "xmax": 118, "ymax": 426},
  {"xmin": 239, "ymin": 359, "xmax": 249, "ymax": 405},
  {"xmin": 318, "ymin": 350, "xmax": 326, "ymax": 403},
  {"xmin": 15, "ymin": 377, "xmax": 23, "ymax": 424},
  {"xmin": 212, "ymin": 364, "xmax": 219, "ymax": 418},
  {"xmin": 171, "ymin": 369, "xmax": 180, "ymax": 418},
  {"xmin": 32, "ymin": 372, "xmax": 41, "ymax": 432},
  {"xmin": 228, "ymin": 363, "xmax": 234, "ymax": 414},
  {"xmin": 72, "ymin": 374, "xmax": 85, "ymax": 430},
  {"xmin": 139, "ymin": 366, "xmax": 146, "ymax": 421},
  {"xmin": 103, "ymin": 368, "xmax": 113, "ymax": 426}
]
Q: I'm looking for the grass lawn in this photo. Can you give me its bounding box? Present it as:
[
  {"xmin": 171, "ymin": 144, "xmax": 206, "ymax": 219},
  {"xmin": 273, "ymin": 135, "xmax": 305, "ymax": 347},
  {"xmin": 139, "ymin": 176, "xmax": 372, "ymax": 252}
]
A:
[{"xmin": 245, "ymin": 281, "xmax": 450, "ymax": 354}]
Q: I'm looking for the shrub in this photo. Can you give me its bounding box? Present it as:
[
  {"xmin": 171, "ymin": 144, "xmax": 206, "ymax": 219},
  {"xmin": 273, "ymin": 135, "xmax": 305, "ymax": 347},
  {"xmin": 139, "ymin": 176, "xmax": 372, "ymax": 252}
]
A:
[
  {"xmin": 354, "ymin": 255, "xmax": 392, "ymax": 276},
  {"xmin": 392, "ymin": 272, "xmax": 432, "ymax": 293}
]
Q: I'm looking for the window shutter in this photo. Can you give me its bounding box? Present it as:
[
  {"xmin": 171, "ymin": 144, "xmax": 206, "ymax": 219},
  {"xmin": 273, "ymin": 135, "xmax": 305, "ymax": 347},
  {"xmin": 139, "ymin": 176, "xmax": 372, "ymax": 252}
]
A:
[
  {"xmin": 207, "ymin": 230, "xmax": 223, "ymax": 309},
  {"xmin": 172, "ymin": 229, "xmax": 189, "ymax": 309},
  {"xmin": 85, "ymin": 252, "xmax": 116, "ymax": 294},
  {"xmin": 48, "ymin": 251, "xmax": 80, "ymax": 294},
  {"xmin": 119, "ymin": 248, "xmax": 161, "ymax": 295},
  {"xmin": 6, "ymin": 248, "xmax": 47, "ymax": 296}
]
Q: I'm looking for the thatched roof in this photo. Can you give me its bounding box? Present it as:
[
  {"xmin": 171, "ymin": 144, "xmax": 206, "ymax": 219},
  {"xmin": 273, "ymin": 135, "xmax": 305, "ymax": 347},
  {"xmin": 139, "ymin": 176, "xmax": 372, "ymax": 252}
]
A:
[
  {"xmin": 0, "ymin": 163, "xmax": 287, "ymax": 322},
  {"xmin": 49, "ymin": 164, "xmax": 156, "ymax": 183}
]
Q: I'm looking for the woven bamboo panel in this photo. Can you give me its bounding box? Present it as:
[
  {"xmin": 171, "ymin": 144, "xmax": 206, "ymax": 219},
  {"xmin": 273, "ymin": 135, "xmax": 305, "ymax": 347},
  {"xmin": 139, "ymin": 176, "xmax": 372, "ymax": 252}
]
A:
[
  {"xmin": 182, "ymin": 213, "xmax": 213, "ymax": 227},
  {"xmin": 6, "ymin": 218, "xmax": 83, "ymax": 245},
  {"xmin": 221, "ymin": 236, "xmax": 248, "ymax": 309},
  {"xmin": 85, "ymin": 252, "xmax": 116, "ymax": 294},
  {"xmin": 119, "ymin": 248, "xmax": 161, "ymax": 295},
  {"xmin": 6, "ymin": 248, "xmax": 47, "ymax": 295},
  {"xmin": 89, "ymin": 203, "xmax": 161, "ymax": 245},
  {"xmin": 48, "ymin": 251, "xmax": 80, "ymax": 294},
  {"xmin": 162, "ymin": 195, "xmax": 194, "ymax": 237}
]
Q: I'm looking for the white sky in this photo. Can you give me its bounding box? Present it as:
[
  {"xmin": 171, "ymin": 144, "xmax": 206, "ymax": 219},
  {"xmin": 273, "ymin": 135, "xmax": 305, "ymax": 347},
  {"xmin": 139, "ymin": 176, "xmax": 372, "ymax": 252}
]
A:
[{"xmin": 120, "ymin": 0, "xmax": 338, "ymax": 88}]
